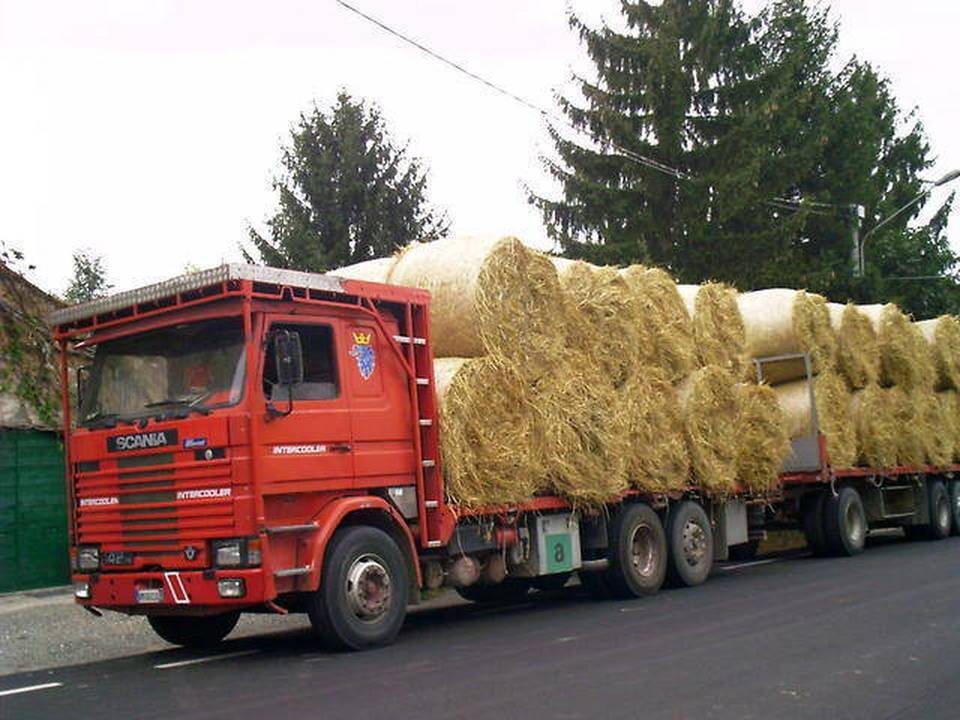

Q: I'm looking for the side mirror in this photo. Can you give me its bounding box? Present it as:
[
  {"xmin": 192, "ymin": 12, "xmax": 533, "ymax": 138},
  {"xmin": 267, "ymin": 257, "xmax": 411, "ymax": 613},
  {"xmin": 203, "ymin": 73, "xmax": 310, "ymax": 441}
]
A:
[{"xmin": 274, "ymin": 330, "xmax": 304, "ymax": 386}]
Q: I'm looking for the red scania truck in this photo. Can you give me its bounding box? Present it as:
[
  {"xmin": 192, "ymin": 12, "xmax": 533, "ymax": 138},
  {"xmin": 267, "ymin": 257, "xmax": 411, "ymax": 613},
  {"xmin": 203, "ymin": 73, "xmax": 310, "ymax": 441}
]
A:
[{"xmin": 49, "ymin": 265, "xmax": 960, "ymax": 650}]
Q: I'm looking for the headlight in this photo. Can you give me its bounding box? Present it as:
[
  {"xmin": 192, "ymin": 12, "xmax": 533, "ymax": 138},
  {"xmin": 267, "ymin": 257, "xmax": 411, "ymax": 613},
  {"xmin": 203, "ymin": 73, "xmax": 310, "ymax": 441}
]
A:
[
  {"xmin": 77, "ymin": 546, "xmax": 100, "ymax": 570},
  {"xmin": 211, "ymin": 538, "xmax": 261, "ymax": 568},
  {"xmin": 213, "ymin": 540, "xmax": 243, "ymax": 567},
  {"xmin": 74, "ymin": 581, "xmax": 91, "ymax": 599},
  {"xmin": 217, "ymin": 579, "xmax": 246, "ymax": 598}
]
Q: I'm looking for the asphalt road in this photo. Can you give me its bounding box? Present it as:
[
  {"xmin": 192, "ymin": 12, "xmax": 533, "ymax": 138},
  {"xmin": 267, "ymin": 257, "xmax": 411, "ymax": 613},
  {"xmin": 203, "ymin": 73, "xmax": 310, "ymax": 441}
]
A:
[{"xmin": 3, "ymin": 535, "xmax": 959, "ymax": 720}]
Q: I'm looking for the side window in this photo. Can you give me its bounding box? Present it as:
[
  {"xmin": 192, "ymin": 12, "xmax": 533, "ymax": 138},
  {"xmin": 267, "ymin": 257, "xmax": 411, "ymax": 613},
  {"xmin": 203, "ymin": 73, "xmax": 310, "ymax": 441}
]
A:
[{"xmin": 263, "ymin": 323, "xmax": 339, "ymax": 401}]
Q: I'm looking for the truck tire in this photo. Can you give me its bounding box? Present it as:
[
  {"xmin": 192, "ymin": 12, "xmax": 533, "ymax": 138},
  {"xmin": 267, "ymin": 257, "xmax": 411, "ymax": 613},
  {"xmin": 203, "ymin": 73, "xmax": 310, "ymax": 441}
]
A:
[
  {"xmin": 665, "ymin": 501, "xmax": 713, "ymax": 587},
  {"xmin": 456, "ymin": 579, "xmax": 531, "ymax": 604},
  {"xmin": 823, "ymin": 486, "xmax": 867, "ymax": 556},
  {"xmin": 801, "ymin": 492, "xmax": 829, "ymax": 557},
  {"xmin": 927, "ymin": 480, "xmax": 952, "ymax": 540},
  {"xmin": 308, "ymin": 526, "xmax": 408, "ymax": 651},
  {"xmin": 948, "ymin": 481, "xmax": 960, "ymax": 536},
  {"xmin": 147, "ymin": 611, "xmax": 240, "ymax": 648},
  {"xmin": 603, "ymin": 503, "xmax": 667, "ymax": 599}
]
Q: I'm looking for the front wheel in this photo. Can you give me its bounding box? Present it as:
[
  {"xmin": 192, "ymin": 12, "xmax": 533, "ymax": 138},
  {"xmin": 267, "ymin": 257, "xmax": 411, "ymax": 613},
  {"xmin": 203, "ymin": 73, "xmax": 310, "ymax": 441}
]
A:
[
  {"xmin": 308, "ymin": 526, "xmax": 409, "ymax": 650},
  {"xmin": 949, "ymin": 481, "xmax": 960, "ymax": 536},
  {"xmin": 147, "ymin": 611, "xmax": 240, "ymax": 648}
]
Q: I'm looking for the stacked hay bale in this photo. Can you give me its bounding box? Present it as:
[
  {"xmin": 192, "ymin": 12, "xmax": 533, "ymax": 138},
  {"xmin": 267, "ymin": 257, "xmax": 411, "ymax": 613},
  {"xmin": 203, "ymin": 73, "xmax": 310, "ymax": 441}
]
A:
[
  {"xmin": 826, "ymin": 303, "xmax": 880, "ymax": 389},
  {"xmin": 773, "ymin": 372, "xmax": 857, "ymax": 468},
  {"xmin": 619, "ymin": 266, "xmax": 696, "ymax": 382},
  {"xmin": 738, "ymin": 289, "xmax": 837, "ymax": 385},
  {"xmin": 858, "ymin": 304, "xmax": 939, "ymax": 465},
  {"xmin": 677, "ymin": 282, "xmax": 747, "ymax": 375}
]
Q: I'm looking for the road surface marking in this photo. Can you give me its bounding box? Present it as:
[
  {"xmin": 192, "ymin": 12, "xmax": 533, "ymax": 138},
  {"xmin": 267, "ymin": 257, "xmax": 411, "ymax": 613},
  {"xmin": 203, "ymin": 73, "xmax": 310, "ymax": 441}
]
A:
[
  {"xmin": 555, "ymin": 636, "xmax": 578, "ymax": 643},
  {"xmin": 720, "ymin": 558, "xmax": 781, "ymax": 571},
  {"xmin": 0, "ymin": 682, "xmax": 63, "ymax": 697},
  {"xmin": 154, "ymin": 650, "xmax": 259, "ymax": 669}
]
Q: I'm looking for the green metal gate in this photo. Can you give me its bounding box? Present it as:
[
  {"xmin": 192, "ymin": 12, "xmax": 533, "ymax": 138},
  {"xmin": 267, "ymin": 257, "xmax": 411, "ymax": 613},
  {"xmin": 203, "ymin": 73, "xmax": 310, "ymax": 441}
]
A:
[{"xmin": 0, "ymin": 429, "xmax": 69, "ymax": 593}]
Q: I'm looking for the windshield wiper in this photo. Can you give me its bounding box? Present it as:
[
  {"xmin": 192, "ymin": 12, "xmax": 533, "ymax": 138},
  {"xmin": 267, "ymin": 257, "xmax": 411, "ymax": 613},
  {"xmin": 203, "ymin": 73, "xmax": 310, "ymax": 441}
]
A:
[
  {"xmin": 144, "ymin": 395, "xmax": 212, "ymax": 416},
  {"xmin": 83, "ymin": 412, "xmax": 122, "ymax": 429}
]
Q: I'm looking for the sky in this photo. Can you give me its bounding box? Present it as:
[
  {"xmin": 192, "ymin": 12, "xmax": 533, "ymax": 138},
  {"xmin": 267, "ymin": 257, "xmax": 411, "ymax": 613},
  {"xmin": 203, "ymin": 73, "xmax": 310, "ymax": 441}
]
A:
[{"xmin": 0, "ymin": 0, "xmax": 956, "ymax": 295}]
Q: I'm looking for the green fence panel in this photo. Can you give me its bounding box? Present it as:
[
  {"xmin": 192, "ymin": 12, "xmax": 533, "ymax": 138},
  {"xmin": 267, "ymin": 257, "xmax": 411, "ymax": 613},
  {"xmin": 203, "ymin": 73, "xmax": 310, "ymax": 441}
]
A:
[{"xmin": 0, "ymin": 429, "xmax": 69, "ymax": 593}]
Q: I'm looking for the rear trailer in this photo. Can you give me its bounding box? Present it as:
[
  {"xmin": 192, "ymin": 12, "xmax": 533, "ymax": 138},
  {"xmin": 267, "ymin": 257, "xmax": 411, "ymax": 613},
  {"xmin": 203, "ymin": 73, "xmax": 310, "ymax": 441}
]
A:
[{"xmin": 49, "ymin": 265, "xmax": 958, "ymax": 651}]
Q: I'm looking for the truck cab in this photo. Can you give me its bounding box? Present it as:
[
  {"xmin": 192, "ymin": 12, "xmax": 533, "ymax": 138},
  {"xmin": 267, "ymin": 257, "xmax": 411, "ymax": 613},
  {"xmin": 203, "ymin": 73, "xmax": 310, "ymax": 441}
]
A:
[{"xmin": 52, "ymin": 265, "xmax": 447, "ymax": 649}]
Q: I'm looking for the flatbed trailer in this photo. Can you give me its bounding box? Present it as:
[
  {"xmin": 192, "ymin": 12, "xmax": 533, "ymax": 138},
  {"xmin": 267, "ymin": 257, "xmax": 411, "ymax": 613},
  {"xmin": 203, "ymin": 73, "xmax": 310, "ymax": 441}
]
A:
[{"xmin": 49, "ymin": 265, "xmax": 960, "ymax": 649}]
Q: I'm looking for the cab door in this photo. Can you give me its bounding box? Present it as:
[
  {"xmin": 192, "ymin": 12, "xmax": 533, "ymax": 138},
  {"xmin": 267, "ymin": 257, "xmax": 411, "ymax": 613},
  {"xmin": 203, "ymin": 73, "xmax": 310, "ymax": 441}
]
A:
[{"xmin": 255, "ymin": 316, "xmax": 354, "ymax": 492}]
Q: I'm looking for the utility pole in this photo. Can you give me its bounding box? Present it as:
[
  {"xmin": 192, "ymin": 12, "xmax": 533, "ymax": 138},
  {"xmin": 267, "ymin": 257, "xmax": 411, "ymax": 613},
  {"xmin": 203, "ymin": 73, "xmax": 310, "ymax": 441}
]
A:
[{"xmin": 849, "ymin": 204, "xmax": 865, "ymax": 277}]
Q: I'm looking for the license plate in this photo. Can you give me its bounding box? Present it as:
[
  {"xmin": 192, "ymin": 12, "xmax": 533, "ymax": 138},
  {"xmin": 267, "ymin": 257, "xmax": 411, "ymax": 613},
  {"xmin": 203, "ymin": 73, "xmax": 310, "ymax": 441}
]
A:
[
  {"xmin": 136, "ymin": 588, "xmax": 164, "ymax": 604},
  {"xmin": 102, "ymin": 550, "xmax": 134, "ymax": 566}
]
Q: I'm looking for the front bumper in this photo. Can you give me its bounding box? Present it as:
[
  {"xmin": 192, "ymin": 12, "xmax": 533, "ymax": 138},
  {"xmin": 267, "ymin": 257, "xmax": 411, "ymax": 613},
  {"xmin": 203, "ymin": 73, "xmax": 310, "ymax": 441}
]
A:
[{"xmin": 73, "ymin": 568, "xmax": 268, "ymax": 613}]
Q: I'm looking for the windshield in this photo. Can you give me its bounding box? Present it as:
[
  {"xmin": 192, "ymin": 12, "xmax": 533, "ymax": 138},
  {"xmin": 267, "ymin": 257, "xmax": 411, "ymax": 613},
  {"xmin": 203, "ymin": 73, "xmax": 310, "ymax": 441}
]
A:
[{"xmin": 79, "ymin": 317, "xmax": 246, "ymax": 426}]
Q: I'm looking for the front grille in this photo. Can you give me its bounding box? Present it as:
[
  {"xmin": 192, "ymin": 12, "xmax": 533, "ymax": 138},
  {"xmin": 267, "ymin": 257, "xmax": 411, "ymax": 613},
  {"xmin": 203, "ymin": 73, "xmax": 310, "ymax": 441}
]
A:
[{"xmin": 74, "ymin": 449, "xmax": 235, "ymax": 551}]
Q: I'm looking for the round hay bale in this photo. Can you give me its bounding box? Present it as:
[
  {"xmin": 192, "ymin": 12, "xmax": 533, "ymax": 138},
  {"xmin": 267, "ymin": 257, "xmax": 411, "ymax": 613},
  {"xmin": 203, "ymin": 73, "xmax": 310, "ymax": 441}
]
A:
[
  {"xmin": 938, "ymin": 390, "xmax": 960, "ymax": 461},
  {"xmin": 434, "ymin": 357, "xmax": 539, "ymax": 507},
  {"xmin": 859, "ymin": 303, "xmax": 933, "ymax": 390},
  {"xmin": 334, "ymin": 256, "xmax": 396, "ymax": 282},
  {"xmin": 849, "ymin": 385, "xmax": 897, "ymax": 467},
  {"xmin": 678, "ymin": 366, "xmax": 740, "ymax": 495},
  {"xmin": 389, "ymin": 236, "xmax": 565, "ymax": 372},
  {"xmin": 916, "ymin": 389, "xmax": 953, "ymax": 466},
  {"xmin": 735, "ymin": 383, "xmax": 791, "ymax": 493},
  {"xmin": 620, "ymin": 266, "xmax": 696, "ymax": 382},
  {"xmin": 738, "ymin": 289, "xmax": 837, "ymax": 384},
  {"xmin": 622, "ymin": 369, "xmax": 690, "ymax": 493},
  {"xmin": 677, "ymin": 283, "xmax": 746, "ymax": 374},
  {"xmin": 554, "ymin": 261, "xmax": 645, "ymax": 388},
  {"xmin": 772, "ymin": 371, "xmax": 856, "ymax": 467},
  {"xmin": 827, "ymin": 302, "xmax": 880, "ymax": 389},
  {"xmin": 532, "ymin": 356, "xmax": 631, "ymax": 506},
  {"xmin": 887, "ymin": 386, "xmax": 926, "ymax": 466},
  {"xmin": 916, "ymin": 316, "xmax": 960, "ymax": 390}
]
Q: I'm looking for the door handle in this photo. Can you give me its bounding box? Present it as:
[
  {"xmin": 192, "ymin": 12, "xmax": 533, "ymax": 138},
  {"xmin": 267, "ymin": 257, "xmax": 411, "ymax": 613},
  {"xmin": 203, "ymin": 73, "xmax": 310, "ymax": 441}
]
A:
[{"xmin": 329, "ymin": 444, "xmax": 352, "ymax": 453}]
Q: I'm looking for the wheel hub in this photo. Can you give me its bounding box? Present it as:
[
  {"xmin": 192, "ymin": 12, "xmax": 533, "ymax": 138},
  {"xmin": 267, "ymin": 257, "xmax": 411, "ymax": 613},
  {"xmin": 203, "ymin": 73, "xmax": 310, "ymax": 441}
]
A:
[
  {"xmin": 629, "ymin": 524, "xmax": 657, "ymax": 578},
  {"xmin": 345, "ymin": 554, "xmax": 392, "ymax": 622},
  {"xmin": 937, "ymin": 496, "xmax": 950, "ymax": 530},
  {"xmin": 844, "ymin": 503, "xmax": 865, "ymax": 545},
  {"xmin": 681, "ymin": 519, "xmax": 707, "ymax": 566}
]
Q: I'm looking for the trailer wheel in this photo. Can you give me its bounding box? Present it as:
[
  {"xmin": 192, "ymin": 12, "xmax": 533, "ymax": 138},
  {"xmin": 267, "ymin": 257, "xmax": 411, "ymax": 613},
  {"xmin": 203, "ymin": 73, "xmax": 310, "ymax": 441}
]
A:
[
  {"xmin": 665, "ymin": 501, "xmax": 713, "ymax": 587},
  {"xmin": 603, "ymin": 503, "xmax": 667, "ymax": 599},
  {"xmin": 927, "ymin": 480, "xmax": 952, "ymax": 540},
  {"xmin": 801, "ymin": 492, "xmax": 829, "ymax": 557},
  {"xmin": 147, "ymin": 611, "xmax": 240, "ymax": 648},
  {"xmin": 823, "ymin": 486, "xmax": 867, "ymax": 556},
  {"xmin": 948, "ymin": 481, "xmax": 960, "ymax": 536},
  {"xmin": 456, "ymin": 579, "xmax": 531, "ymax": 604},
  {"xmin": 308, "ymin": 526, "xmax": 408, "ymax": 650}
]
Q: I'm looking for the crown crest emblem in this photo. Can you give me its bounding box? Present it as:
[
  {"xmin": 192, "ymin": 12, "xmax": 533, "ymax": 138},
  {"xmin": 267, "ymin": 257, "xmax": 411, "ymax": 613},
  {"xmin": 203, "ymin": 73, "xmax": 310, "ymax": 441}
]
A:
[{"xmin": 352, "ymin": 331, "xmax": 372, "ymax": 345}]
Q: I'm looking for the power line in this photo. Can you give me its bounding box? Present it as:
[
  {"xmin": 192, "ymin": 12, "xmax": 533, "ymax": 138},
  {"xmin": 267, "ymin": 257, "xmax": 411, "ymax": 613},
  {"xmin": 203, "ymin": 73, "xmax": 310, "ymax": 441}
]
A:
[
  {"xmin": 335, "ymin": 0, "xmax": 689, "ymax": 182},
  {"xmin": 335, "ymin": 1, "xmax": 853, "ymax": 219}
]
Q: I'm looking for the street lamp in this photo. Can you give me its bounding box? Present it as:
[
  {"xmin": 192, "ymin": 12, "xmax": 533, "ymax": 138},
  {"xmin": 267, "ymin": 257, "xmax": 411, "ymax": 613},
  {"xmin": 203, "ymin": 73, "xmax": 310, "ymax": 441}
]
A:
[{"xmin": 854, "ymin": 169, "xmax": 960, "ymax": 277}]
